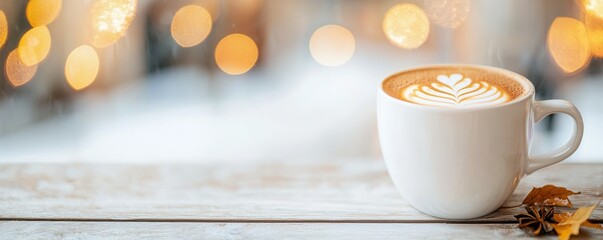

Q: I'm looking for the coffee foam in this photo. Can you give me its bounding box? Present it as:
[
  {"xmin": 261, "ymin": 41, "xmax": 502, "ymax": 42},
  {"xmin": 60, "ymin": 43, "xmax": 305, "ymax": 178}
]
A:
[{"xmin": 383, "ymin": 67, "xmax": 527, "ymax": 107}]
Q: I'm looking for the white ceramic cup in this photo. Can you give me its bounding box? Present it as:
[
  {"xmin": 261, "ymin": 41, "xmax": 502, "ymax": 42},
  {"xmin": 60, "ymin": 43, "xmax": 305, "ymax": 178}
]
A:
[{"xmin": 377, "ymin": 64, "xmax": 583, "ymax": 219}]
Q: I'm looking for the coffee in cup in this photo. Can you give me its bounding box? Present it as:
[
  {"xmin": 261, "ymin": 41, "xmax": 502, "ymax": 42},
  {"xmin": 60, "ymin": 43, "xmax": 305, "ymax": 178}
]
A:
[{"xmin": 382, "ymin": 66, "xmax": 527, "ymax": 108}]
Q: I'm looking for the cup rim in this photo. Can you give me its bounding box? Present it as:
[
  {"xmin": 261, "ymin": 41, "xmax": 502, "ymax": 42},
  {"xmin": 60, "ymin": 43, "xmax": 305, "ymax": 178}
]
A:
[{"xmin": 379, "ymin": 64, "xmax": 536, "ymax": 112}]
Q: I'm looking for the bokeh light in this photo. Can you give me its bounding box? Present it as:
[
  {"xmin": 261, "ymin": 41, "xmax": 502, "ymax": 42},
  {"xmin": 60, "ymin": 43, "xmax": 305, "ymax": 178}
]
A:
[
  {"xmin": 424, "ymin": 0, "xmax": 470, "ymax": 29},
  {"xmin": 0, "ymin": 10, "xmax": 7, "ymax": 49},
  {"xmin": 90, "ymin": 0, "xmax": 137, "ymax": 48},
  {"xmin": 583, "ymin": 0, "xmax": 603, "ymax": 18},
  {"xmin": 215, "ymin": 33, "xmax": 259, "ymax": 75},
  {"xmin": 383, "ymin": 3, "xmax": 430, "ymax": 49},
  {"xmin": 171, "ymin": 5, "xmax": 212, "ymax": 48},
  {"xmin": 26, "ymin": 0, "xmax": 62, "ymax": 27},
  {"xmin": 65, "ymin": 45, "xmax": 100, "ymax": 90},
  {"xmin": 309, "ymin": 24, "xmax": 355, "ymax": 67},
  {"xmin": 18, "ymin": 26, "xmax": 52, "ymax": 66},
  {"xmin": 5, "ymin": 49, "xmax": 38, "ymax": 87},
  {"xmin": 547, "ymin": 17, "xmax": 591, "ymax": 73},
  {"xmin": 585, "ymin": 4, "xmax": 603, "ymax": 57}
]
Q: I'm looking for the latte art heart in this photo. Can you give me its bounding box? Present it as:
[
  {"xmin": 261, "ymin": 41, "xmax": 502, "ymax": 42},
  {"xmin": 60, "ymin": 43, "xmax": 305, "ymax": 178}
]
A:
[{"xmin": 401, "ymin": 73, "xmax": 511, "ymax": 107}]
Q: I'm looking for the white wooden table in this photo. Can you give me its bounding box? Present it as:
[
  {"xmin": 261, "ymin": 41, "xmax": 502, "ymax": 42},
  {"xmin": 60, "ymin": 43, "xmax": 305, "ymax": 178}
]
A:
[{"xmin": 0, "ymin": 160, "xmax": 601, "ymax": 239}]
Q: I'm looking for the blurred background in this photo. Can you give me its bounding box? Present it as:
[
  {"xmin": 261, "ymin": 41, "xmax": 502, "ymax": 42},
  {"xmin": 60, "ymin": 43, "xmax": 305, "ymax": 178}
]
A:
[{"xmin": 0, "ymin": 0, "xmax": 601, "ymax": 163}]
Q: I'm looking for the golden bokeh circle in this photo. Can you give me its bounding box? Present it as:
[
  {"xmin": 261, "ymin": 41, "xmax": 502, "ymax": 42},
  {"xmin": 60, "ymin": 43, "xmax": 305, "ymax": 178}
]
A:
[
  {"xmin": 424, "ymin": 0, "xmax": 470, "ymax": 29},
  {"xmin": 5, "ymin": 49, "xmax": 38, "ymax": 87},
  {"xmin": 547, "ymin": 17, "xmax": 591, "ymax": 73},
  {"xmin": 65, "ymin": 45, "xmax": 100, "ymax": 90},
  {"xmin": 0, "ymin": 10, "xmax": 7, "ymax": 49},
  {"xmin": 583, "ymin": 0, "xmax": 603, "ymax": 19},
  {"xmin": 309, "ymin": 25, "xmax": 355, "ymax": 67},
  {"xmin": 215, "ymin": 33, "xmax": 259, "ymax": 75},
  {"xmin": 585, "ymin": 8, "xmax": 603, "ymax": 57},
  {"xmin": 383, "ymin": 3, "xmax": 430, "ymax": 49},
  {"xmin": 18, "ymin": 26, "xmax": 52, "ymax": 66},
  {"xmin": 26, "ymin": 0, "xmax": 62, "ymax": 27},
  {"xmin": 171, "ymin": 5, "xmax": 213, "ymax": 48},
  {"xmin": 90, "ymin": 0, "xmax": 138, "ymax": 48}
]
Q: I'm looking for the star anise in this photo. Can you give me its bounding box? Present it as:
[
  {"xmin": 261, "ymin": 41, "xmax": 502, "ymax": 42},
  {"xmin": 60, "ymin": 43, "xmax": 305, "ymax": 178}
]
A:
[{"xmin": 514, "ymin": 205, "xmax": 555, "ymax": 236}]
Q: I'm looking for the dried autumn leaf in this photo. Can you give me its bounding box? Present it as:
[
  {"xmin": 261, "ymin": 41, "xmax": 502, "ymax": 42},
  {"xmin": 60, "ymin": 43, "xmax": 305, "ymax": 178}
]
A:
[
  {"xmin": 522, "ymin": 185, "xmax": 580, "ymax": 207},
  {"xmin": 553, "ymin": 205, "xmax": 599, "ymax": 240},
  {"xmin": 553, "ymin": 212, "xmax": 572, "ymax": 223},
  {"xmin": 554, "ymin": 211, "xmax": 602, "ymax": 229}
]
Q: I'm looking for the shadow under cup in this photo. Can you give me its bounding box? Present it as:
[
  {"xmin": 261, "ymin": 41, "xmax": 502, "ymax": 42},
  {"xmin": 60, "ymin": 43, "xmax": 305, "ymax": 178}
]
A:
[{"xmin": 377, "ymin": 64, "xmax": 582, "ymax": 219}]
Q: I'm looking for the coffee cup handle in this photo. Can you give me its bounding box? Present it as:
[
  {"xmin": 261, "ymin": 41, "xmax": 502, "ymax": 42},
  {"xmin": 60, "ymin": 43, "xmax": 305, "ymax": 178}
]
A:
[{"xmin": 526, "ymin": 100, "xmax": 584, "ymax": 174}]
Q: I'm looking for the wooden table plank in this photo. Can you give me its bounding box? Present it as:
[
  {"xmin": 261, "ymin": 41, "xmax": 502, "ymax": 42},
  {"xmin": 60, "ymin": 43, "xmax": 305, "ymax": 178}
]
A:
[
  {"xmin": 2, "ymin": 221, "xmax": 602, "ymax": 239},
  {"xmin": 0, "ymin": 161, "xmax": 601, "ymax": 222}
]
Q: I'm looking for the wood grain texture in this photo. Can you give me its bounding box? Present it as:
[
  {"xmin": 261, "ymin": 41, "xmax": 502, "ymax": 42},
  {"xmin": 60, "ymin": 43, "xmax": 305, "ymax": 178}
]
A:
[
  {"xmin": 0, "ymin": 161, "xmax": 601, "ymax": 222},
  {"xmin": 2, "ymin": 221, "xmax": 602, "ymax": 240}
]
